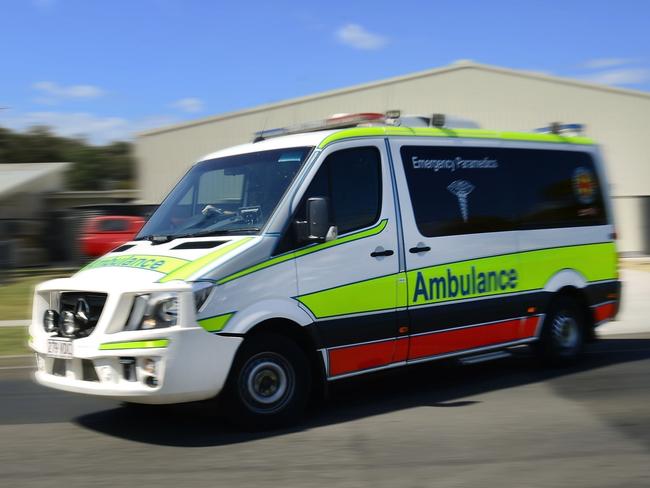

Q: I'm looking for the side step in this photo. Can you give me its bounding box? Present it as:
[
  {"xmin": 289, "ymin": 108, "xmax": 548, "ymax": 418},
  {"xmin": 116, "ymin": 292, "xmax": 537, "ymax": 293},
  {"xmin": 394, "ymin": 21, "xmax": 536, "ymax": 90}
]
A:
[{"xmin": 459, "ymin": 350, "xmax": 512, "ymax": 365}]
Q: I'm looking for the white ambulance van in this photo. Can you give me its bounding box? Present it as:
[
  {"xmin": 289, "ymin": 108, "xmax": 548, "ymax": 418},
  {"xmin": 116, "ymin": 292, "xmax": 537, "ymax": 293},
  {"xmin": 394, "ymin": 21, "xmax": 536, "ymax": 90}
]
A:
[{"xmin": 29, "ymin": 113, "xmax": 621, "ymax": 427}]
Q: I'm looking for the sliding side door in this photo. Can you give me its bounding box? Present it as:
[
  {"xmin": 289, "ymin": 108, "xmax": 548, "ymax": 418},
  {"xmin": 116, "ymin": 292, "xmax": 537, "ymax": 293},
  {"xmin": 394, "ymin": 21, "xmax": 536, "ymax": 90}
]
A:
[{"xmin": 390, "ymin": 138, "xmax": 533, "ymax": 363}]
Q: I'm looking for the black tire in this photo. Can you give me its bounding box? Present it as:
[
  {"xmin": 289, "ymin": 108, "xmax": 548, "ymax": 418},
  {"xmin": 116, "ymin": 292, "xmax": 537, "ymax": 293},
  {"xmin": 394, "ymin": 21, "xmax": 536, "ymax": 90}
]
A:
[
  {"xmin": 222, "ymin": 333, "xmax": 311, "ymax": 430},
  {"xmin": 535, "ymin": 295, "xmax": 585, "ymax": 366}
]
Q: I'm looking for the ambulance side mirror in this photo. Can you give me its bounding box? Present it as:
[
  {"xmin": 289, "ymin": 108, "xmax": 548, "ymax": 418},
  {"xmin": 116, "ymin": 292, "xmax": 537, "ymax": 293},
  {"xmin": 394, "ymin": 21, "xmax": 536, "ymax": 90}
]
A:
[
  {"xmin": 295, "ymin": 197, "xmax": 337, "ymax": 243},
  {"xmin": 307, "ymin": 197, "xmax": 330, "ymax": 241}
]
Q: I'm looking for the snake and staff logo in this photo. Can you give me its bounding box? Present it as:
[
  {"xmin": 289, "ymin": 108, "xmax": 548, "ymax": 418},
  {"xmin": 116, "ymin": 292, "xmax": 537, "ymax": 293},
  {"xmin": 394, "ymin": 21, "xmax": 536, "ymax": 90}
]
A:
[{"xmin": 447, "ymin": 180, "xmax": 475, "ymax": 222}]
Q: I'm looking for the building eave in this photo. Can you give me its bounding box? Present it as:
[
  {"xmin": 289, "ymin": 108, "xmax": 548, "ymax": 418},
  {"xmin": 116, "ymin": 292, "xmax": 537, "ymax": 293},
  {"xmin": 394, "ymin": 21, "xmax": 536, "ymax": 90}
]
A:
[{"xmin": 137, "ymin": 60, "xmax": 650, "ymax": 138}]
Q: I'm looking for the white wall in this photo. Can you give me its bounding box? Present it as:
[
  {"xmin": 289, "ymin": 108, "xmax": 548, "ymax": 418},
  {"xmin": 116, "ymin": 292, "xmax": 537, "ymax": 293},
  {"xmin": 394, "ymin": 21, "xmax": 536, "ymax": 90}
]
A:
[{"xmin": 612, "ymin": 197, "xmax": 650, "ymax": 255}]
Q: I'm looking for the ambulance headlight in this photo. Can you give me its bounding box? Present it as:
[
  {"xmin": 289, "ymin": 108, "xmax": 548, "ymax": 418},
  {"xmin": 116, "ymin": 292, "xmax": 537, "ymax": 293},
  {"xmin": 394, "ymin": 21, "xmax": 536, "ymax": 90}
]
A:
[
  {"xmin": 125, "ymin": 293, "xmax": 178, "ymax": 330},
  {"xmin": 61, "ymin": 311, "xmax": 77, "ymax": 336},
  {"xmin": 191, "ymin": 281, "xmax": 214, "ymax": 312},
  {"xmin": 43, "ymin": 309, "xmax": 59, "ymax": 333}
]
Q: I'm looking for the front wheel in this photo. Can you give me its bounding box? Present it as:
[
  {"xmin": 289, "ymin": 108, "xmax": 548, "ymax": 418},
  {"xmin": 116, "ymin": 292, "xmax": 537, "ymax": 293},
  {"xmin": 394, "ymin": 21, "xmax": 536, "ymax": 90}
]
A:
[
  {"xmin": 535, "ymin": 295, "xmax": 585, "ymax": 365},
  {"xmin": 222, "ymin": 333, "xmax": 311, "ymax": 430}
]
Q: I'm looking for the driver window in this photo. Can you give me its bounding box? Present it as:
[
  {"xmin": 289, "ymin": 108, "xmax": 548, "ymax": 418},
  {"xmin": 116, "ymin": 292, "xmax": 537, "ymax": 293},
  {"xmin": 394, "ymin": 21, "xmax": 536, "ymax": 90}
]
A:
[
  {"xmin": 279, "ymin": 146, "xmax": 381, "ymax": 252},
  {"xmin": 328, "ymin": 147, "xmax": 382, "ymax": 233}
]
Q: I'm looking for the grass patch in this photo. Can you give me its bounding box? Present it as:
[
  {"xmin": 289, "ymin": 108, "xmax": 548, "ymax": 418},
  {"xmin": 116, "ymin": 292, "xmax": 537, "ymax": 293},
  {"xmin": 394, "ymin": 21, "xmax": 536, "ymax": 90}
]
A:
[
  {"xmin": 0, "ymin": 327, "xmax": 30, "ymax": 356},
  {"xmin": 0, "ymin": 273, "xmax": 69, "ymax": 320}
]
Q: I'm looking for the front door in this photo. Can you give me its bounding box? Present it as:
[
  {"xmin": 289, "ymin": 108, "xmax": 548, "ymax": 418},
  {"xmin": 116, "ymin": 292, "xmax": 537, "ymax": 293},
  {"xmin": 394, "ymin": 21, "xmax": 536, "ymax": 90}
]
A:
[{"xmin": 291, "ymin": 140, "xmax": 405, "ymax": 378}]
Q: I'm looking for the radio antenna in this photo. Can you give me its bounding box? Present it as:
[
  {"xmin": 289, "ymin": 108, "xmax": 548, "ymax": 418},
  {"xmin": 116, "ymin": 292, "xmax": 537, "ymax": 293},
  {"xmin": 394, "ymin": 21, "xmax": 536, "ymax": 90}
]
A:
[{"xmin": 254, "ymin": 116, "xmax": 269, "ymax": 143}]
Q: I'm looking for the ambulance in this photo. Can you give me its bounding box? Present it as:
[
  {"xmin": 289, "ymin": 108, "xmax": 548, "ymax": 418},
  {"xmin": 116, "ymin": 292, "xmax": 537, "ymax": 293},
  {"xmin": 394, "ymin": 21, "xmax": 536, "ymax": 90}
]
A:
[{"xmin": 29, "ymin": 113, "xmax": 621, "ymax": 427}]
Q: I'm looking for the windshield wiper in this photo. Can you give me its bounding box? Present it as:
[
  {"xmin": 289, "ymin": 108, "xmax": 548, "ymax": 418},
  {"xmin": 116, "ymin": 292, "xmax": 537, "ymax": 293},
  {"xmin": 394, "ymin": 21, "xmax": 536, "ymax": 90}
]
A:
[
  {"xmin": 178, "ymin": 227, "xmax": 261, "ymax": 239},
  {"xmin": 134, "ymin": 234, "xmax": 176, "ymax": 244},
  {"xmin": 137, "ymin": 228, "xmax": 261, "ymax": 244}
]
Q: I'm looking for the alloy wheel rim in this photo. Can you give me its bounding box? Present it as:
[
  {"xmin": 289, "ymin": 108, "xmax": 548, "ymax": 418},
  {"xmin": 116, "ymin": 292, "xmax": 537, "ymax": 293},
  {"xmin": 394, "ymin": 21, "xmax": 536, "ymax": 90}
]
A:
[
  {"xmin": 240, "ymin": 353, "xmax": 295, "ymax": 413},
  {"xmin": 551, "ymin": 312, "xmax": 579, "ymax": 350}
]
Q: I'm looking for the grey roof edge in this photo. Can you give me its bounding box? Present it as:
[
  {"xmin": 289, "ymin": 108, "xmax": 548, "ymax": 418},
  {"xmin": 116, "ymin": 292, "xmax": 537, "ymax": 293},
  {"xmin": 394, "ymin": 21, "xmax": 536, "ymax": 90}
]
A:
[
  {"xmin": 137, "ymin": 61, "xmax": 650, "ymax": 138},
  {"xmin": 0, "ymin": 162, "xmax": 72, "ymax": 170},
  {"xmin": 0, "ymin": 162, "xmax": 72, "ymax": 198}
]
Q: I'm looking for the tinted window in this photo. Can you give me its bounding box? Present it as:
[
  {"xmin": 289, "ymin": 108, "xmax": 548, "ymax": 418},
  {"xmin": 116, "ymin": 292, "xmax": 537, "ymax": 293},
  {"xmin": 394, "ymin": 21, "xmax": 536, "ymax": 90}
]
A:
[
  {"xmin": 329, "ymin": 147, "xmax": 382, "ymax": 233},
  {"xmin": 514, "ymin": 150, "xmax": 606, "ymax": 229},
  {"xmin": 401, "ymin": 146, "xmax": 606, "ymax": 238},
  {"xmin": 297, "ymin": 146, "xmax": 382, "ymax": 235},
  {"xmin": 401, "ymin": 146, "xmax": 516, "ymax": 237}
]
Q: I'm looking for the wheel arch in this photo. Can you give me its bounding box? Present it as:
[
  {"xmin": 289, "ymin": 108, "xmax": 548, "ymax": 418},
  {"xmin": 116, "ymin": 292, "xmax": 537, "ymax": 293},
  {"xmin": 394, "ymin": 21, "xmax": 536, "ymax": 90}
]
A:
[
  {"xmin": 243, "ymin": 317, "xmax": 327, "ymax": 399},
  {"xmin": 541, "ymin": 268, "xmax": 597, "ymax": 338},
  {"xmin": 543, "ymin": 278, "xmax": 595, "ymax": 339},
  {"xmin": 223, "ymin": 298, "xmax": 314, "ymax": 335},
  {"xmin": 543, "ymin": 268, "xmax": 588, "ymax": 293}
]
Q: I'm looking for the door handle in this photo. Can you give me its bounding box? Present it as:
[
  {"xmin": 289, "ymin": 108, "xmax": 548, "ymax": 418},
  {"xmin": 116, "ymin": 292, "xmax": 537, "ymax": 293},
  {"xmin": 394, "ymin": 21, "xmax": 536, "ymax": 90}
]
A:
[
  {"xmin": 370, "ymin": 249, "xmax": 394, "ymax": 258},
  {"xmin": 409, "ymin": 246, "xmax": 431, "ymax": 253}
]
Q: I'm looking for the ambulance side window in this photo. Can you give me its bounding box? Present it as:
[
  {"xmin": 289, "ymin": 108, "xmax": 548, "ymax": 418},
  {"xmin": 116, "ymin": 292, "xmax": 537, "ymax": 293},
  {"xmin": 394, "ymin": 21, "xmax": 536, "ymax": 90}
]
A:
[
  {"xmin": 327, "ymin": 147, "xmax": 382, "ymax": 234},
  {"xmin": 281, "ymin": 146, "xmax": 382, "ymax": 251},
  {"xmin": 400, "ymin": 146, "xmax": 516, "ymax": 237},
  {"xmin": 515, "ymin": 150, "xmax": 607, "ymax": 229},
  {"xmin": 400, "ymin": 146, "xmax": 607, "ymax": 237}
]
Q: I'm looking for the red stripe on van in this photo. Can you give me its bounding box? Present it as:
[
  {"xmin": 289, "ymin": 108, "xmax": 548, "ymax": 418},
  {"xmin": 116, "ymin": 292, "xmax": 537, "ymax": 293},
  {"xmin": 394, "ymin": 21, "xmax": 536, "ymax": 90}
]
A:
[
  {"xmin": 393, "ymin": 337, "xmax": 409, "ymax": 362},
  {"xmin": 328, "ymin": 339, "xmax": 396, "ymax": 377},
  {"xmin": 408, "ymin": 319, "xmax": 528, "ymax": 360},
  {"xmin": 327, "ymin": 318, "xmax": 539, "ymax": 377},
  {"xmin": 522, "ymin": 316, "xmax": 541, "ymax": 337},
  {"xmin": 594, "ymin": 302, "xmax": 616, "ymax": 323}
]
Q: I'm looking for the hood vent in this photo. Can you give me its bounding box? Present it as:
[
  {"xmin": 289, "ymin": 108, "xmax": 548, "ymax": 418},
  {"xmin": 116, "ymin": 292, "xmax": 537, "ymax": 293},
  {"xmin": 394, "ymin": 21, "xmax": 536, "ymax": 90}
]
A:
[
  {"xmin": 112, "ymin": 244, "xmax": 136, "ymax": 253},
  {"xmin": 171, "ymin": 240, "xmax": 227, "ymax": 250}
]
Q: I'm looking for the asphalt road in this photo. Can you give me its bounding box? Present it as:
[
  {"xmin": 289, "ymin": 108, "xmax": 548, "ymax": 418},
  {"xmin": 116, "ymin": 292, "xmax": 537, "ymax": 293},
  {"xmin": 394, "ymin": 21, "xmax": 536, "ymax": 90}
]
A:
[
  {"xmin": 1, "ymin": 269, "xmax": 649, "ymax": 487},
  {"xmin": 0, "ymin": 334, "xmax": 649, "ymax": 488}
]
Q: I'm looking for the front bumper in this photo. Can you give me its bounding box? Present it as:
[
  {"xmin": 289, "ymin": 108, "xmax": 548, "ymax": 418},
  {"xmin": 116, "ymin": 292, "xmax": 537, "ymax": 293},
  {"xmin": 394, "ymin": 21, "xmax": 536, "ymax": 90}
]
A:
[
  {"xmin": 29, "ymin": 276, "xmax": 242, "ymax": 404},
  {"xmin": 31, "ymin": 327, "xmax": 242, "ymax": 404}
]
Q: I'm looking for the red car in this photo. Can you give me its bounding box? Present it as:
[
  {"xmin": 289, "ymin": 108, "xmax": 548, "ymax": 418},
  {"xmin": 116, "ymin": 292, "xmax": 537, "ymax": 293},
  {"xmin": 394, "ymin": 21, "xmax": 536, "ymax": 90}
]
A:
[{"xmin": 80, "ymin": 215, "xmax": 145, "ymax": 258}]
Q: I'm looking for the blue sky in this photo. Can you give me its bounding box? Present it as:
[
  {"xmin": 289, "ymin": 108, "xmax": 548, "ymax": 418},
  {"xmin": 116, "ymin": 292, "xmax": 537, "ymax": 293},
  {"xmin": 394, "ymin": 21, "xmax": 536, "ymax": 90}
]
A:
[{"xmin": 1, "ymin": 0, "xmax": 649, "ymax": 143}]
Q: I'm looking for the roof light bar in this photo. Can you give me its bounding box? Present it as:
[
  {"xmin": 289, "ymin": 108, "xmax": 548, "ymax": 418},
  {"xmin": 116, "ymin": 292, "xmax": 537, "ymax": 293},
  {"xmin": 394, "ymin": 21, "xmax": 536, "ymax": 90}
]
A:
[
  {"xmin": 534, "ymin": 123, "xmax": 585, "ymax": 135},
  {"xmin": 251, "ymin": 111, "xmax": 483, "ymax": 141},
  {"xmin": 253, "ymin": 113, "xmax": 386, "ymax": 142},
  {"xmin": 326, "ymin": 113, "xmax": 384, "ymax": 127}
]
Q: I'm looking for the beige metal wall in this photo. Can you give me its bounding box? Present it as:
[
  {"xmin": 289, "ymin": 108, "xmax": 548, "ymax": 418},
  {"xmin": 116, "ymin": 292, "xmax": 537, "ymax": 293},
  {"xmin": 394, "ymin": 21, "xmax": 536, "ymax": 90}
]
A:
[{"xmin": 136, "ymin": 64, "xmax": 650, "ymax": 254}]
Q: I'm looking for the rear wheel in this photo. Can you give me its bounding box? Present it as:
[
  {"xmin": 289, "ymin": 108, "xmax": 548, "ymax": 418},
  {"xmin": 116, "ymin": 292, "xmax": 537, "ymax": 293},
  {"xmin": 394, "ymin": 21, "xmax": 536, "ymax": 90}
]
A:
[
  {"xmin": 536, "ymin": 295, "xmax": 585, "ymax": 365},
  {"xmin": 222, "ymin": 333, "xmax": 310, "ymax": 429}
]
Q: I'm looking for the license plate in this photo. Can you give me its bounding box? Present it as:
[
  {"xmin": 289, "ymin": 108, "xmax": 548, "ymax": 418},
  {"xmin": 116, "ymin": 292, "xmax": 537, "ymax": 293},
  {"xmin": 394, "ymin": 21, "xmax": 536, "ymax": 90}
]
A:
[{"xmin": 47, "ymin": 339, "xmax": 73, "ymax": 359}]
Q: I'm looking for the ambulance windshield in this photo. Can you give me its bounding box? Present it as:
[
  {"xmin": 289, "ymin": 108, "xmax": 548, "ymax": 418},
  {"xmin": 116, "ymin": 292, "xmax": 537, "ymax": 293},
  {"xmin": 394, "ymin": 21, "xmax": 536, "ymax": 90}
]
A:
[{"xmin": 137, "ymin": 147, "xmax": 312, "ymax": 242}]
